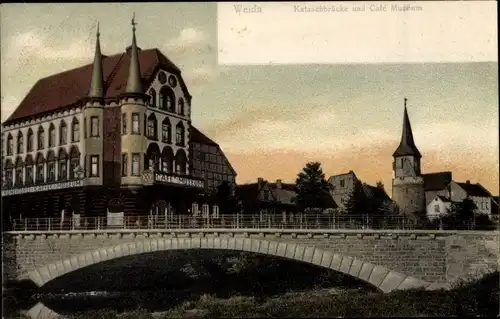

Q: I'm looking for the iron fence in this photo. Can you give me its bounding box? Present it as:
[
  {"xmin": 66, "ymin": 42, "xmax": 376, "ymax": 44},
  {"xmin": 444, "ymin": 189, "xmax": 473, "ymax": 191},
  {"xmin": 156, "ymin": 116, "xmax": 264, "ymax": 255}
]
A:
[{"xmin": 7, "ymin": 214, "xmax": 423, "ymax": 232}]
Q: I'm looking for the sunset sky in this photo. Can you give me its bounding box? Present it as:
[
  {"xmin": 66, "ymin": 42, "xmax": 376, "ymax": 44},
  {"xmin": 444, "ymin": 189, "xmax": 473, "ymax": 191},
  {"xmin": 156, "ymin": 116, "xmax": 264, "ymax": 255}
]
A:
[{"xmin": 1, "ymin": 3, "xmax": 498, "ymax": 196}]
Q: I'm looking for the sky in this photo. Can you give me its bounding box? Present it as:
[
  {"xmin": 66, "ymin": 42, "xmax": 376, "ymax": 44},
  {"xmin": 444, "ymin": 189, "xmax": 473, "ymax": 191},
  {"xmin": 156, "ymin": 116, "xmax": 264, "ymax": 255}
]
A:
[{"xmin": 1, "ymin": 2, "xmax": 498, "ymax": 196}]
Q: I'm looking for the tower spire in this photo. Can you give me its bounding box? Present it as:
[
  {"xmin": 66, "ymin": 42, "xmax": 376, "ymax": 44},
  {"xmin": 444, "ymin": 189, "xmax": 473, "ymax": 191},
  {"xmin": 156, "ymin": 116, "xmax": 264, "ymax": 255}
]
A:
[
  {"xmin": 393, "ymin": 98, "xmax": 422, "ymax": 158},
  {"xmin": 88, "ymin": 21, "xmax": 105, "ymax": 98},
  {"xmin": 125, "ymin": 13, "xmax": 143, "ymax": 94}
]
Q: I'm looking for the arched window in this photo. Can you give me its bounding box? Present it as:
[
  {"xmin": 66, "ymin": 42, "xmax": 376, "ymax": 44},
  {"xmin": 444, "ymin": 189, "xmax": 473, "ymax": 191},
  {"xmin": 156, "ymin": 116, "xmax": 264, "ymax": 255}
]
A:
[
  {"xmin": 14, "ymin": 156, "xmax": 23, "ymax": 187},
  {"xmin": 159, "ymin": 86, "xmax": 175, "ymax": 112},
  {"xmin": 4, "ymin": 159, "xmax": 14, "ymax": 188},
  {"xmin": 175, "ymin": 149, "xmax": 187, "ymax": 175},
  {"xmin": 6, "ymin": 133, "xmax": 13, "ymax": 155},
  {"xmin": 16, "ymin": 131, "xmax": 24, "ymax": 154},
  {"xmin": 46, "ymin": 151, "xmax": 56, "ymax": 182},
  {"xmin": 25, "ymin": 154, "xmax": 34, "ymax": 185},
  {"xmin": 161, "ymin": 146, "xmax": 174, "ymax": 173},
  {"xmin": 149, "ymin": 88, "xmax": 156, "ymax": 107},
  {"xmin": 162, "ymin": 118, "xmax": 172, "ymax": 143},
  {"xmin": 37, "ymin": 126, "xmax": 45, "ymax": 150},
  {"xmin": 175, "ymin": 122, "xmax": 185, "ymax": 146},
  {"xmin": 71, "ymin": 117, "xmax": 80, "ymax": 143},
  {"xmin": 69, "ymin": 146, "xmax": 80, "ymax": 179},
  {"xmin": 147, "ymin": 114, "xmax": 157, "ymax": 139},
  {"xmin": 58, "ymin": 148, "xmax": 68, "ymax": 181},
  {"xmin": 35, "ymin": 153, "xmax": 45, "ymax": 184},
  {"xmin": 48, "ymin": 123, "xmax": 56, "ymax": 147},
  {"xmin": 178, "ymin": 98, "xmax": 185, "ymax": 115},
  {"xmin": 27, "ymin": 129, "xmax": 34, "ymax": 152},
  {"xmin": 60, "ymin": 120, "xmax": 68, "ymax": 145},
  {"xmin": 146, "ymin": 143, "xmax": 161, "ymax": 171}
]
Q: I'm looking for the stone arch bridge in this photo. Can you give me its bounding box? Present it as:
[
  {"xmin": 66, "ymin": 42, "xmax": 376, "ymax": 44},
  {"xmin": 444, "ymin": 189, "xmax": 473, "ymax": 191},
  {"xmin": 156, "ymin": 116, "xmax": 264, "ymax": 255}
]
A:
[{"xmin": 3, "ymin": 228, "xmax": 499, "ymax": 294}]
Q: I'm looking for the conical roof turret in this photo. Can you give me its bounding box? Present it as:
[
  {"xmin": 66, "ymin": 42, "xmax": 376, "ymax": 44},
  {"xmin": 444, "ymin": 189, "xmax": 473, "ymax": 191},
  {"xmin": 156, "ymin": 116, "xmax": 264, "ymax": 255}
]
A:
[
  {"xmin": 88, "ymin": 22, "xmax": 105, "ymax": 98},
  {"xmin": 125, "ymin": 13, "xmax": 143, "ymax": 94},
  {"xmin": 393, "ymin": 98, "xmax": 422, "ymax": 158}
]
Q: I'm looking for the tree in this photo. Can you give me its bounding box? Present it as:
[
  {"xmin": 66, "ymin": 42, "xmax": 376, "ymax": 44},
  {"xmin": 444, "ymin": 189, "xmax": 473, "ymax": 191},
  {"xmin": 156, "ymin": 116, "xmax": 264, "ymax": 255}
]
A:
[
  {"xmin": 444, "ymin": 197, "xmax": 477, "ymax": 229},
  {"xmin": 214, "ymin": 181, "xmax": 239, "ymax": 215},
  {"xmin": 294, "ymin": 162, "xmax": 332, "ymax": 213},
  {"xmin": 344, "ymin": 180, "xmax": 368, "ymax": 223}
]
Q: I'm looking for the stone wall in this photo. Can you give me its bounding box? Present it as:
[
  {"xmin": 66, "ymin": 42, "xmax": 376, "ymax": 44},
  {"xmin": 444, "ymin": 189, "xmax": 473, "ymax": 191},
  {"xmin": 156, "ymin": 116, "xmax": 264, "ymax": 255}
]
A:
[{"xmin": 3, "ymin": 230, "xmax": 498, "ymax": 292}]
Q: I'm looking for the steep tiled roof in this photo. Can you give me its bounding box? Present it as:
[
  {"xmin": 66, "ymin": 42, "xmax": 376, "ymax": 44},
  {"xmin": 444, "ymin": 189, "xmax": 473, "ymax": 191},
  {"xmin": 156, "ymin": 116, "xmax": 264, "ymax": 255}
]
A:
[
  {"xmin": 190, "ymin": 126, "xmax": 218, "ymax": 146},
  {"xmin": 457, "ymin": 182, "xmax": 492, "ymax": 197},
  {"xmin": 4, "ymin": 48, "xmax": 190, "ymax": 125},
  {"xmin": 423, "ymin": 172, "xmax": 452, "ymax": 191},
  {"xmin": 190, "ymin": 126, "xmax": 237, "ymax": 176}
]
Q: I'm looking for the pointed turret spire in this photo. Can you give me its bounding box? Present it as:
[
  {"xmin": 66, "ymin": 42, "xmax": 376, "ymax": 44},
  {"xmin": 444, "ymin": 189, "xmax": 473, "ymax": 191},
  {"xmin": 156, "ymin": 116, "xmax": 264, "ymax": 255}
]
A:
[
  {"xmin": 125, "ymin": 13, "xmax": 143, "ymax": 94},
  {"xmin": 88, "ymin": 22, "xmax": 105, "ymax": 98},
  {"xmin": 393, "ymin": 98, "xmax": 422, "ymax": 158}
]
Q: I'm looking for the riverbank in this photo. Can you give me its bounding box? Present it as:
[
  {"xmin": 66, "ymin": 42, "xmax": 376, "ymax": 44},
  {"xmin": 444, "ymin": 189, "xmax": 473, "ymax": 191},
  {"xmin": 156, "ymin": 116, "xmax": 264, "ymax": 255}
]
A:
[{"xmin": 63, "ymin": 271, "xmax": 499, "ymax": 318}]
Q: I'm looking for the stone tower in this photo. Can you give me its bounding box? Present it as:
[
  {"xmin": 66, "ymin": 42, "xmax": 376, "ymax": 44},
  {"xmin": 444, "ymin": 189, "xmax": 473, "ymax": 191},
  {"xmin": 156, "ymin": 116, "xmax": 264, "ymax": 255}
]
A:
[{"xmin": 392, "ymin": 98, "xmax": 426, "ymax": 215}]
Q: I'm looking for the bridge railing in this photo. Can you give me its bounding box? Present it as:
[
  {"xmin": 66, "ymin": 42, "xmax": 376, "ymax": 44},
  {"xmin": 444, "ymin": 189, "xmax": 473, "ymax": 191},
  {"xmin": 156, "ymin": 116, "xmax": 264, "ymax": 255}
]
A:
[{"xmin": 8, "ymin": 214, "xmax": 422, "ymax": 232}]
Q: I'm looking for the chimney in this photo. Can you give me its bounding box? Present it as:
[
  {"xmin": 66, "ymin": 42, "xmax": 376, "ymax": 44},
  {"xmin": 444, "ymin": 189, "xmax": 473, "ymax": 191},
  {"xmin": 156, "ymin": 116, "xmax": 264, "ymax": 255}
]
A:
[
  {"xmin": 466, "ymin": 180, "xmax": 470, "ymax": 184},
  {"xmin": 276, "ymin": 179, "xmax": 282, "ymax": 189},
  {"xmin": 257, "ymin": 177, "xmax": 264, "ymax": 187}
]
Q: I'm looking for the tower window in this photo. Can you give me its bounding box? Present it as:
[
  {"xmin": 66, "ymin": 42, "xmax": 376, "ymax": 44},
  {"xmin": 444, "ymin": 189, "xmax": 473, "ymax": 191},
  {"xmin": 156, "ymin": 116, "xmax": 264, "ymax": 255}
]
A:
[
  {"xmin": 132, "ymin": 113, "xmax": 140, "ymax": 134},
  {"xmin": 122, "ymin": 153, "xmax": 128, "ymax": 176},
  {"xmin": 90, "ymin": 116, "xmax": 99, "ymax": 137},
  {"xmin": 90, "ymin": 155, "xmax": 99, "ymax": 177},
  {"xmin": 131, "ymin": 153, "xmax": 140, "ymax": 176},
  {"xmin": 122, "ymin": 113, "xmax": 128, "ymax": 135}
]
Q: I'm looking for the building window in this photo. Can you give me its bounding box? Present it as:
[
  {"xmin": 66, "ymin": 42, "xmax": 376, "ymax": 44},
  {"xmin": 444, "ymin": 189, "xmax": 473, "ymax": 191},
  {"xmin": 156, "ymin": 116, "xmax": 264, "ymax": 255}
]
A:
[
  {"xmin": 48, "ymin": 124, "xmax": 56, "ymax": 147},
  {"xmin": 149, "ymin": 88, "xmax": 156, "ymax": 107},
  {"xmin": 175, "ymin": 123, "xmax": 185, "ymax": 146},
  {"xmin": 339, "ymin": 179, "xmax": 345, "ymax": 188},
  {"xmin": 25, "ymin": 165, "xmax": 34, "ymax": 185},
  {"xmin": 36, "ymin": 164, "xmax": 44, "ymax": 183},
  {"xmin": 131, "ymin": 153, "xmax": 140, "ymax": 176},
  {"xmin": 90, "ymin": 116, "xmax": 99, "ymax": 137},
  {"xmin": 69, "ymin": 157, "xmax": 79, "ymax": 180},
  {"xmin": 60, "ymin": 121, "xmax": 67, "ymax": 145},
  {"xmin": 122, "ymin": 153, "xmax": 128, "ymax": 176},
  {"xmin": 147, "ymin": 115, "xmax": 157, "ymax": 139},
  {"xmin": 89, "ymin": 155, "xmax": 99, "ymax": 177},
  {"xmin": 132, "ymin": 113, "xmax": 140, "ymax": 134},
  {"xmin": 15, "ymin": 167, "xmax": 23, "ymax": 186},
  {"xmin": 58, "ymin": 159, "xmax": 67, "ymax": 180},
  {"xmin": 5, "ymin": 169, "xmax": 13, "ymax": 188},
  {"xmin": 7, "ymin": 134, "xmax": 13, "ymax": 155},
  {"xmin": 406, "ymin": 188, "xmax": 409, "ymax": 194},
  {"xmin": 27, "ymin": 129, "xmax": 34, "ymax": 152},
  {"xmin": 47, "ymin": 161, "xmax": 56, "ymax": 182},
  {"xmin": 162, "ymin": 119, "xmax": 171, "ymax": 143},
  {"xmin": 434, "ymin": 205, "xmax": 440, "ymax": 213},
  {"xmin": 122, "ymin": 113, "xmax": 128, "ymax": 135},
  {"xmin": 72, "ymin": 118, "xmax": 80, "ymax": 142},
  {"xmin": 17, "ymin": 132, "xmax": 23, "ymax": 154},
  {"xmin": 178, "ymin": 98, "xmax": 184, "ymax": 115}
]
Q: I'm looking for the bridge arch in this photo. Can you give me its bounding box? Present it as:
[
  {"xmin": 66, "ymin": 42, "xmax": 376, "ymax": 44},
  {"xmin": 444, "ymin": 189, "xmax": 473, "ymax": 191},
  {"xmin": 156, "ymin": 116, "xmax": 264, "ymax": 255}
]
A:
[{"xmin": 25, "ymin": 236, "xmax": 432, "ymax": 293}]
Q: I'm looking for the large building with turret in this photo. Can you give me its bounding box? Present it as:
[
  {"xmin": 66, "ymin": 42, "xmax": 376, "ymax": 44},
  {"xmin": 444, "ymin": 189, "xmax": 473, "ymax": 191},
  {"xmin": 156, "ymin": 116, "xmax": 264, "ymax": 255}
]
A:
[{"xmin": 1, "ymin": 20, "xmax": 236, "ymax": 224}]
